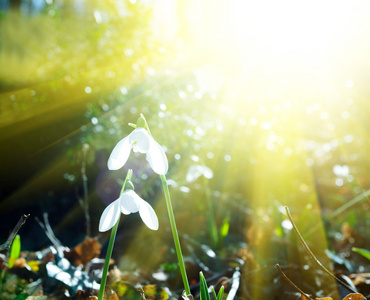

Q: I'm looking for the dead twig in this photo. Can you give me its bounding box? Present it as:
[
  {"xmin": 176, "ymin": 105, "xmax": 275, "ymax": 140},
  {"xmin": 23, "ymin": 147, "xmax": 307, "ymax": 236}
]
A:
[
  {"xmin": 35, "ymin": 212, "xmax": 63, "ymax": 251},
  {"xmin": 285, "ymin": 206, "xmax": 357, "ymax": 294},
  {"xmin": 79, "ymin": 143, "xmax": 91, "ymax": 238},
  {"xmin": 0, "ymin": 214, "xmax": 30, "ymax": 252},
  {"xmin": 275, "ymin": 264, "xmax": 313, "ymax": 300}
]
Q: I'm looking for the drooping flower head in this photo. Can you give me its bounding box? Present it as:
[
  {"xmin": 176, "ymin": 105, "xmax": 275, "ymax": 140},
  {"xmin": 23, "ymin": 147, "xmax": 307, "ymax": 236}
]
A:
[
  {"xmin": 107, "ymin": 115, "xmax": 168, "ymax": 175},
  {"xmin": 99, "ymin": 189, "xmax": 158, "ymax": 232}
]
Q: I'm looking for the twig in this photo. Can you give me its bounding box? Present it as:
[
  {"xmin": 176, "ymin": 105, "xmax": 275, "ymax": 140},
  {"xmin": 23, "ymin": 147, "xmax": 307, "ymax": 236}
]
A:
[
  {"xmin": 35, "ymin": 213, "xmax": 63, "ymax": 250},
  {"xmin": 138, "ymin": 286, "xmax": 146, "ymax": 300},
  {"xmin": 285, "ymin": 206, "xmax": 357, "ymax": 294},
  {"xmin": 80, "ymin": 144, "xmax": 91, "ymax": 237},
  {"xmin": 275, "ymin": 264, "xmax": 313, "ymax": 300},
  {"xmin": 0, "ymin": 214, "xmax": 30, "ymax": 252}
]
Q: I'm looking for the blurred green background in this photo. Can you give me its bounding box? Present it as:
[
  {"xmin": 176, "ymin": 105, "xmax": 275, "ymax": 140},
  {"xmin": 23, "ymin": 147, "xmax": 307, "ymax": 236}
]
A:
[{"xmin": 1, "ymin": 0, "xmax": 370, "ymax": 298}]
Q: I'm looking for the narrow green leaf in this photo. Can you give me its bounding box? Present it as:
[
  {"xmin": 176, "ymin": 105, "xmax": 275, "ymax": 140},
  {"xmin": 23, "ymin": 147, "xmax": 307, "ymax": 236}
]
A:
[
  {"xmin": 352, "ymin": 247, "xmax": 370, "ymax": 261},
  {"xmin": 216, "ymin": 286, "xmax": 224, "ymax": 300},
  {"xmin": 212, "ymin": 287, "xmax": 217, "ymax": 300},
  {"xmin": 199, "ymin": 272, "xmax": 210, "ymax": 300},
  {"xmin": 8, "ymin": 235, "xmax": 21, "ymax": 268},
  {"xmin": 219, "ymin": 216, "xmax": 230, "ymax": 239}
]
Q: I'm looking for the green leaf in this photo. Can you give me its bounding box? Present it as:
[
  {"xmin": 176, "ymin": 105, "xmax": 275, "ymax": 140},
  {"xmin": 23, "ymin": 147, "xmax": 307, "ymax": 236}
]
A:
[
  {"xmin": 352, "ymin": 247, "xmax": 370, "ymax": 261},
  {"xmin": 8, "ymin": 235, "xmax": 21, "ymax": 268},
  {"xmin": 212, "ymin": 287, "xmax": 217, "ymax": 300},
  {"xmin": 216, "ymin": 286, "xmax": 224, "ymax": 300},
  {"xmin": 111, "ymin": 281, "xmax": 141, "ymax": 299},
  {"xmin": 161, "ymin": 262, "xmax": 177, "ymax": 271},
  {"xmin": 199, "ymin": 272, "xmax": 210, "ymax": 300},
  {"xmin": 219, "ymin": 215, "xmax": 230, "ymax": 239},
  {"xmin": 143, "ymin": 284, "xmax": 169, "ymax": 300},
  {"xmin": 212, "ymin": 284, "xmax": 224, "ymax": 300},
  {"xmin": 12, "ymin": 293, "xmax": 29, "ymax": 300}
]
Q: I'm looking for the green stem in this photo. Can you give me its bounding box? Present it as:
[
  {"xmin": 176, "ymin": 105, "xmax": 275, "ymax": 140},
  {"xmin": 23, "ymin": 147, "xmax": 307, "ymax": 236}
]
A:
[
  {"xmin": 98, "ymin": 170, "xmax": 132, "ymax": 300},
  {"xmin": 160, "ymin": 175, "xmax": 191, "ymax": 296},
  {"xmin": 98, "ymin": 215, "xmax": 120, "ymax": 300},
  {"xmin": 204, "ymin": 177, "xmax": 218, "ymax": 248}
]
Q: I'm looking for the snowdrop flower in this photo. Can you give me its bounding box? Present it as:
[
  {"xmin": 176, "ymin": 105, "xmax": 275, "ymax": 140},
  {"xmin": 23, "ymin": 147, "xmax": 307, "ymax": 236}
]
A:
[
  {"xmin": 99, "ymin": 190, "xmax": 158, "ymax": 231},
  {"xmin": 108, "ymin": 127, "xmax": 168, "ymax": 175}
]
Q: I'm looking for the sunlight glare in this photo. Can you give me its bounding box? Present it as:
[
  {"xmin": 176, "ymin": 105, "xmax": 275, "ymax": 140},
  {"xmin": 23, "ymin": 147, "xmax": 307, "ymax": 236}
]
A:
[{"xmin": 231, "ymin": 0, "xmax": 352, "ymax": 56}]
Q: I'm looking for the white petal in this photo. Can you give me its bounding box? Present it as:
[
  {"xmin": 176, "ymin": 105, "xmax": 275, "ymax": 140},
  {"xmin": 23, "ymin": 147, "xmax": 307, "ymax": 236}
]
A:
[
  {"xmin": 119, "ymin": 190, "xmax": 141, "ymax": 214},
  {"xmin": 146, "ymin": 139, "xmax": 168, "ymax": 175},
  {"xmin": 99, "ymin": 200, "xmax": 121, "ymax": 232},
  {"xmin": 107, "ymin": 135, "xmax": 132, "ymax": 170},
  {"xmin": 138, "ymin": 199, "xmax": 159, "ymax": 230},
  {"xmin": 129, "ymin": 128, "xmax": 151, "ymax": 154}
]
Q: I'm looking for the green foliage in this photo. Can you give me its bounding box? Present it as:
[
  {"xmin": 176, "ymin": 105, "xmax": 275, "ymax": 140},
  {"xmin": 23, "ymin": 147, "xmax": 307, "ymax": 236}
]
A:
[
  {"xmin": 219, "ymin": 214, "xmax": 230, "ymax": 245},
  {"xmin": 12, "ymin": 293, "xmax": 29, "ymax": 300},
  {"xmin": 8, "ymin": 235, "xmax": 20, "ymax": 269},
  {"xmin": 2, "ymin": 1, "xmax": 370, "ymax": 298},
  {"xmin": 111, "ymin": 281, "xmax": 141, "ymax": 299},
  {"xmin": 213, "ymin": 286, "xmax": 224, "ymax": 300},
  {"xmin": 352, "ymin": 247, "xmax": 370, "ymax": 261},
  {"xmin": 199, "ymin": 272, "xmax": 224, "ymax": 300},
  {"xmin": 111, "ymin": 281, "xmax": 169, "ymax": 300},
  {"xmin": 161, "ymin": 262, "xmax": 178, "ymax": 272}
]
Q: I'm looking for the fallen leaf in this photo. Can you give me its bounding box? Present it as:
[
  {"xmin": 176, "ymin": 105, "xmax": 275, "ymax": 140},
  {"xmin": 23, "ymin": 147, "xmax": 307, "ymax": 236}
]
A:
[
  {"xmin": 342, "ymin": 293, "xmax": 365, "ymax": 300},
  {"xmin": 142, "ymin": 284, "xmax": 169, "ymax": 300},
  {"xmin": 349, "ymin": 273, "xmax": 370, "ymax": 286},
  {"xmin": 111, "ymin": 281, "xmax": 141, "ymax": 299},
  {"xmin": 64, "ymin": 238, "xmax": 102, "ymax": 267}
]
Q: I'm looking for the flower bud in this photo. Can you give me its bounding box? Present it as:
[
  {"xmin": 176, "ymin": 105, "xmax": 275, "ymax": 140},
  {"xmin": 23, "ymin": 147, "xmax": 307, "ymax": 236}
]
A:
[
  {"xmin": 136, "ymin": 116, "xmax": 146, "ymax": 128},
  {"xmin": 127, "ymin": 169, "xmax": 133, "ymax": 180}
]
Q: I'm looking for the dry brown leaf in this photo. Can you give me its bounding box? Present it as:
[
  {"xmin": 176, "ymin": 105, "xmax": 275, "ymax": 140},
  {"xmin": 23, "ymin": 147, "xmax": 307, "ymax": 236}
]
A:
[
  {"xmin": 70, "ymin": 289, "xmax": 118, "ymax": 300},
  {"xmin": 13, "ymin": 257, "xmax": 27, "ymax": 268},
  {"xmin": 349, "ymin": 273, "xmax": 370, "ymax": 286},
  {"xmin": 70, "ymin": 290, "xmax": 97, "ymax": 299},
  {"xmin": 106, "ymin": 292, "xmax": 119, "ymax": 300},
  {"xmin": 342, "ymin": 222, "xmax": 355, "ymax": 244},
  {"xmin": 301, "ymin": 292, "xmax": 365, "ymax": 300},
  {"xmin": 342, "ymin": 293, "xmax": 366, "ymax": 300},
  {"xmin": 65, "ymin": 238, "xmax": 102, "ymax": 266}
]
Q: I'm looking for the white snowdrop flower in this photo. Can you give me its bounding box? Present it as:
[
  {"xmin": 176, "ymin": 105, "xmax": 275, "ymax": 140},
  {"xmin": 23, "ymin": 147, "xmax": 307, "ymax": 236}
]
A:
[
  {"xmin": 108, "ymin": 127, "xmax": 168, "ymax": 175},
  {"xmin": 99, "ymin": 190, "xmax": 158, "ymax": 231}
]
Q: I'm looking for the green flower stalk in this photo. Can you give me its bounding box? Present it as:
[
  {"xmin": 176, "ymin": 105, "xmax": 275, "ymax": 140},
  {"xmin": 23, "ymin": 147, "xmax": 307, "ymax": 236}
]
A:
[
  {"xmin": 106, "ymin": 114, "xmax": 191, "ymax": 296},
  {"xmin": 160, "ymin": 174, "xmax": 191, "ymax": 295}
]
